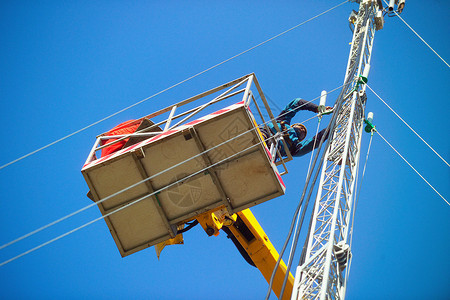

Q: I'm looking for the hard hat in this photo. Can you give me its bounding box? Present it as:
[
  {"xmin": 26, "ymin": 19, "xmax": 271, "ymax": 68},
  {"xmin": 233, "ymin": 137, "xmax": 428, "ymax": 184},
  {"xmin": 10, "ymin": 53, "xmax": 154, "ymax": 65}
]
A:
[{"xmin": 292, "ymin": 123, "xmax": 307, "ymax": 141}]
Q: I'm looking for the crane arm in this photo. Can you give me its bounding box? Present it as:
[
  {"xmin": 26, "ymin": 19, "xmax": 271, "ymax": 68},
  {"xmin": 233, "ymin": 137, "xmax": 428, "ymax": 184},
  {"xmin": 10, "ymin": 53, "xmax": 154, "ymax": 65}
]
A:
[{"xmin": 196, "ymin": 208, "xmax": 294, "ymax": 300}]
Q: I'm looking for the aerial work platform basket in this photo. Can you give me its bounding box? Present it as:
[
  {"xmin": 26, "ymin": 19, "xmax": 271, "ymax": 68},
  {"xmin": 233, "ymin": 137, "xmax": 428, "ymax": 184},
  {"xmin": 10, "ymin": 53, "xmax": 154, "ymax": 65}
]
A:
[{"xmin": 81, "ymin": 74, "xmax": 291, "ymax": 257}]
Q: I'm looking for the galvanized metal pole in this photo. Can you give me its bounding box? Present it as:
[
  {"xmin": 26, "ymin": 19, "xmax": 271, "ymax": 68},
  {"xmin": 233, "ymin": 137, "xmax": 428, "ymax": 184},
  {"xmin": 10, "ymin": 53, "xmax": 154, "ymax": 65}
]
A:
[{"xmin": 291, "ymin": 1, "xmax": 382, "ymax": 299}]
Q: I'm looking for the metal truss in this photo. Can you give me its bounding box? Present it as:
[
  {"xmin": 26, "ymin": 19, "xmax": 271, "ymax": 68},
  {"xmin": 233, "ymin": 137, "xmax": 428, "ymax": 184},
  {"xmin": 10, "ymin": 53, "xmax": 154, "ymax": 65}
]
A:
[{"xmin": 292, "ymin": 1, "xmax": 380, "ymax": 299}]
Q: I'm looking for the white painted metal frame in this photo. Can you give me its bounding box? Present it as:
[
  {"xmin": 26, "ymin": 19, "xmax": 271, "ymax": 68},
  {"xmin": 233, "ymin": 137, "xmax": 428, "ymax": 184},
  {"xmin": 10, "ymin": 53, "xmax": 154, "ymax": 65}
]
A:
[
  {"xmin": 83, "ymin": 73, "xmax": 292, "ymax": 171},
  {"xmin": 82, "ymin": 74, "xmax": 291, "ymax": 257},
  {"xmin": 292, "ymin": 1, "xmax": 379, "ymax": 299}
]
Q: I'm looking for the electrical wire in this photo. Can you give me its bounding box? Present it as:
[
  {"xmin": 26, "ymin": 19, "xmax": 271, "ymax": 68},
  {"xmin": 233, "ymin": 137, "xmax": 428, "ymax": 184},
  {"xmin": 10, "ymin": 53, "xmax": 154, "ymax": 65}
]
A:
[
  {"xmin": 0, "ymin": 131, "xmax": 281, "ymax": 267},
  {"xmin": 274, "ymin": 2, "xmax": 450, "ymax": 299},
  {"xmin": 0, "ymin": 85, "xmax": 345, "ymax": 265},
  {"xmin": 0, "ymin": 0, "xmax": 348, "ymax": 172},
  {"xmin": 274, "ymin": 86, "xmax": 448, "ymax": 297},
  {"xmin": 367, "ymin": 84, "xmax": 450, "ymax": 168},
  {"xmin": 262, "ymin": 92, "xmax": 285, "ymax": 113},
  {"xmin": 0, "ymin": 117, "xmax": 323, "ymax": 267},
  {"xmin": 0, "ymin": 116, "xmax": 260, "ymax": 251},
  {"xmin": 376, "ymin": 129, "xmax": 449, "ymax": 206},
  {"xmin": 177, "ymin": 220, "xmax": 199, "ymax": 234},
  {"xmin": 266, "ymin": 122, "xmax": 331, "ymax": 300},
  {"xmin": 383, "ymin": 0, "xmax": 450, "ymax": 68},
  {"xmin": 2, "ymin": 1, "xmax": 448, "ymax": 295}
]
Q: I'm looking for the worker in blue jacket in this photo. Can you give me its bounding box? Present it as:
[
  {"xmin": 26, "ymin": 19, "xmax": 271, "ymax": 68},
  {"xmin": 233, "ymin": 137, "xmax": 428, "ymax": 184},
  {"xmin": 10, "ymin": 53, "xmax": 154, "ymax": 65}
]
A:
[{"xmin": 261, "ymin": 98, "xmax": 333, "ymax": 158}]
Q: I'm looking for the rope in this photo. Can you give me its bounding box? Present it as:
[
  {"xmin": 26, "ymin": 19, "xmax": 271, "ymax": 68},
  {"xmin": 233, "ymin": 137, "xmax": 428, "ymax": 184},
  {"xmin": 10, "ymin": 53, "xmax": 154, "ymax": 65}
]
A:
[
  {"xmin": 376, "ymin": 129, "xmax": 449, "ymax": 206},
  {"xmin": 0, "ymin": 0, "xmax": 348, "ymax": 171},
  {"xmin": 0, "ymin": 86, "xmax": 344, "ymax": 265},
  {"xmin": 367, "ymin": 85, "xmax": 450, "ymax": 168}
]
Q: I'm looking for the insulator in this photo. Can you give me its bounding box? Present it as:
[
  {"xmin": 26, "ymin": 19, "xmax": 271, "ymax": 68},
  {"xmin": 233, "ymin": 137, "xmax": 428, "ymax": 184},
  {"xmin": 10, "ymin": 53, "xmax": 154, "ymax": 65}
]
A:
[
  {"xmin": 397, "ymin": 0, "xmax": 405, "ymax": 13},
  {"xmin": 334, "ymin": 241, "xmax": 351, "ymax": 271},
  {"xmin": 320, "ymin": 90, "xmax": 327, "ymax": 107},
  {"xmin": 317, "ymin": 90, "xmax": 328, "ymax": 115},
  {"xmin": 375, "ymin": 10, "xmax": 384, "ymax": 31},
  {"xmin": 363, "ymin": 64, "xmax": 371, "ymax": 79},
  {"xmin": 367, "ymin": 112, "xmax": 374, "ymax": 124},
  {"xmin": 376, "ymin": 0, "xmax": 383, "ymax": 10},
  {"xmin": 364, "ymin": 112, "xmax": 375, "ymax": 133},
  {"xmin": 388, "ymin": 0, "xmax": 395, "ymax": 11}
]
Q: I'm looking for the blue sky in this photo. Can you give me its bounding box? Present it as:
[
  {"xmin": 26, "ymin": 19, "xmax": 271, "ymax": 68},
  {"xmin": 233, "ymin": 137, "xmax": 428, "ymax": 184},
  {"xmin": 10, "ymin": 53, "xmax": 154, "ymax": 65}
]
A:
[{"xmin": 1, "ymin": 1, "xmax": 449, "ymax": 299}]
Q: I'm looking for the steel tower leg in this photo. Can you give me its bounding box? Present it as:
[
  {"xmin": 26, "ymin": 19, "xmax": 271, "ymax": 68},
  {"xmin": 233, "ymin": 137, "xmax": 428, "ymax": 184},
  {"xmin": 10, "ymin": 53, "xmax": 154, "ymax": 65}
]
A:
[{"xmin": 291, "ymin": 1, "xmax": 381, "ymax": 299}]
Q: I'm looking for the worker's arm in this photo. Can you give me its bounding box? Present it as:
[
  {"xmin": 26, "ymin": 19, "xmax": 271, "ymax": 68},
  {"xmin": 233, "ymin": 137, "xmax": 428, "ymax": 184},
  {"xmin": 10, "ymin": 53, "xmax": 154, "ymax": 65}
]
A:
[
  {"xmin": 277, "ymin": 98, "xmax": 319, "ymax": 124},
  {"xmin": 291, "ymin": 127, "xmax": 329, "ymax": 157}
]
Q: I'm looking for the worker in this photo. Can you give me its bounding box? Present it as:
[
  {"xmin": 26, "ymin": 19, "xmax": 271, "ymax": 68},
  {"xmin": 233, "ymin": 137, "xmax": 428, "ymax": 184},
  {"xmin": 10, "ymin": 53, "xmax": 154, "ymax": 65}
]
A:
[{"xmin": 260, "ymin": 98, "xmax": 333, "ymax": 158}]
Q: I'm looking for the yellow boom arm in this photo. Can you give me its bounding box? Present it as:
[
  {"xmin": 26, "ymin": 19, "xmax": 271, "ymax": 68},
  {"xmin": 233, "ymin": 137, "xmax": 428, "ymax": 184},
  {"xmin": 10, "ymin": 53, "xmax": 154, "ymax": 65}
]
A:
[{"xmin": 196, "ymin": 208, "xmax": 294, "ymax": 300}]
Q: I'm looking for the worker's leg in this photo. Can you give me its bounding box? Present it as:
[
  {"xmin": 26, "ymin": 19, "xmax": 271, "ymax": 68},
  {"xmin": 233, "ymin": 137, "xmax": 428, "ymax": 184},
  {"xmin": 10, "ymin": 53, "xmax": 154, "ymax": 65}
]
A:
[{"xmin": 259, "ymin": 127, "xmax": 272, "ymax": 148}]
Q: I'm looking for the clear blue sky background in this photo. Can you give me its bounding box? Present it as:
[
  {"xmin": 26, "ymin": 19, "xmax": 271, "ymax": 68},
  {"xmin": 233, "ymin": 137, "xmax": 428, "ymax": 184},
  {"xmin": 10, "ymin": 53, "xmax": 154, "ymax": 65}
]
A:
[{"xmin": 1, "ymin": 1, "xmax": 449, "ymax": 299}]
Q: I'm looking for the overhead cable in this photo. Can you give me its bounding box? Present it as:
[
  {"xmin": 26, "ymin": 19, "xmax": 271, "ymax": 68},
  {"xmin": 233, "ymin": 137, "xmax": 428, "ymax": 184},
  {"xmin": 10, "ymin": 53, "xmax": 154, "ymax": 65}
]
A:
[
  {"xmin": 0, "ymin": 86, "xmax": 345, "ymax": 265},
  {"xmin": 367, "ymin": 85, "xmax": 449, "ymax": 168},
  {"xmin": 377, "ymin": 130, "xmax": 449, "ymax": 206},
  {"xmin": 0, "ymin": 111, "xmax": 325, "ymax": 267},
  {"xmin": 387, "ymin": 2, "xmax": 450, "ymax": 68},
  {"xmin": 0, "ymin": 136, "xmax": 264, "ymax": 267},
  {"xmin": 0, "ymin": 0, "xmax": 348, "ymax": 171}
]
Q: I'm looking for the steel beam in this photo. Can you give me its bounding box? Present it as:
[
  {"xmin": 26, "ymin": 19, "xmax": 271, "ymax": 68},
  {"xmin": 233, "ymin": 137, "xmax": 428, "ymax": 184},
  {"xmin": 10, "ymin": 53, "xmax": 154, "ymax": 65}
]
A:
[{"xmin": 292, "ymin": 1, "xmax": 380, "ymax": 299}]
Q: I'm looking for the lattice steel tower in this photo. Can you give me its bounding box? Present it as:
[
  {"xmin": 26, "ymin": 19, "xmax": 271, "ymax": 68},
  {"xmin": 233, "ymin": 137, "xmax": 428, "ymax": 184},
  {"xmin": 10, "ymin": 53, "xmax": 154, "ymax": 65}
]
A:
[{"xmin": 290, "ymin": 0, "xmax": 391, "ymax": 299}]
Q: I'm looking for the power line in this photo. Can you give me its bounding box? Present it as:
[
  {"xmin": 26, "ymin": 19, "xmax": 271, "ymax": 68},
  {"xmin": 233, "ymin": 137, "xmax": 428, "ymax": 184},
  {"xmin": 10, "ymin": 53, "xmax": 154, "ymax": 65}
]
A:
[
  {"xmin": 367, "ymin": 85, "xmax": 450, "ymax": 168},
  {"xmin": 0, "ymin": 108, "xmax": 328, "ymax": 267},
  {"xmin": 0, "ymin": 119, "xmax": 259, "ymax": 251},
  {"xmin": 388, "ymin": 3, "xmax": 450, "ymax": 68},
  {"xmin": 0, "ymin": 0, "xmax": 348, "ymax": 172},
  {"xmin": 0, "ymin": 136, "xmax": 264, "ymax": 267},
  {"xmin": 376, "ymin": 129, "xmax": 449, "ymax": 206},
  {"xmin": 0, "ymin": 86, "xmax": 343, "ymax": 263}
]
